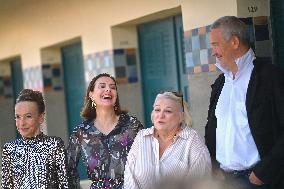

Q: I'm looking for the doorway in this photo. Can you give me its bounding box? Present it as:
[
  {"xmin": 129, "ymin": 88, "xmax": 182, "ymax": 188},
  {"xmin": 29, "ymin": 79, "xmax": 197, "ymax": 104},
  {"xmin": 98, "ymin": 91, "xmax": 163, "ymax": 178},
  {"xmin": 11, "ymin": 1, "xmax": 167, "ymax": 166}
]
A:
[
  {"xmin": 61, "ymin": 42, "xmax": 87, "ymax": 179},
  {"xmin": 138, "ymin": 15, "xmax": 188, "ymax": 128}
]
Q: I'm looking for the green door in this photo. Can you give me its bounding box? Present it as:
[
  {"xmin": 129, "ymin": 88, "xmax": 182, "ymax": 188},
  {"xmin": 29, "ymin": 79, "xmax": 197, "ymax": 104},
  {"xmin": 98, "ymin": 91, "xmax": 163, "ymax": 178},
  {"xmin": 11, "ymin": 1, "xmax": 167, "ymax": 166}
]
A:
[
  {"xmin": 174, "ymin": 16, "xmax": 189, "ymax": 101},
  {"xmin": 10, "ymin": 59, "xmax": 23, "ymax": 102},
  {"xmin": 10, "ymin": 58, "xmax": 23, "ymax": 139},
  {"xmin": 271, "ymin": 0, "xmax": 284, "ymax": 69},
  {"xmin": 138, "ymin": 15, "xmax": 188, "ymax": 128},
  {"xmin": 61, "ymin": 42, "xmax": 87, "ymax": 179}
]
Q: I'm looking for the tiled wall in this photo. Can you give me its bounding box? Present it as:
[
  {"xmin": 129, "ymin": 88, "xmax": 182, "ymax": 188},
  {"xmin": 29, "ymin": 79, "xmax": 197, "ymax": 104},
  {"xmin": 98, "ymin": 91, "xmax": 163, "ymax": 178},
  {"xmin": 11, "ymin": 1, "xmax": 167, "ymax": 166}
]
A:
[
  {"xmin": 84, "ymin": 48, "xmax": 139, "ymax": 85},
  {"xmin": 0, "ymin": 66, "xmax": 44, "ymax": 100},
  {"xmin": 42, "ymin": 64, "xmax": 63, "ymax": 92},
  {"xmin": 113, "ymin": 48, "xmax": 138, "ymax": 84},
  {"xmin": 184, "ymin": 16, "xmax": 272, "ymax": 74},
  {"xmin": 184, "ymin": 25, "xmax": 216, "ymax": 74},
  {"xmin": 40, "ymin": 48, "xmax": 139, "ymax": 92},
  {"xmin": 23, "ymin": 66, "xmax": 43, "ymax": 91},
  {"xmin": 84, "ymin": 50, "xmax": 114, "ymax": 85}
]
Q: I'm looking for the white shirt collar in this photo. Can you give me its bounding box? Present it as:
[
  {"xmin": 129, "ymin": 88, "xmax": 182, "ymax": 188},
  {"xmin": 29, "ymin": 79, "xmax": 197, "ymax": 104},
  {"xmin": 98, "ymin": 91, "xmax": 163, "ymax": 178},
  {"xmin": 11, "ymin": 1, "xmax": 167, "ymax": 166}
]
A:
[{"xmin": 215, "ymin": 48, "xmax": 255, "ymax": 79}]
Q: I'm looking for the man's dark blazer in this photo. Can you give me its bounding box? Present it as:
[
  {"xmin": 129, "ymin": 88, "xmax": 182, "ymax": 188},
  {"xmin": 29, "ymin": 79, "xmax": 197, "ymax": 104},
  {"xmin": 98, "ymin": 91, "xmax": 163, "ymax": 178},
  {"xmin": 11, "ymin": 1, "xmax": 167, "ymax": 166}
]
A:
[{"xmin": 205, "ymin": 58, "xmax": 284, "ymax": 187}]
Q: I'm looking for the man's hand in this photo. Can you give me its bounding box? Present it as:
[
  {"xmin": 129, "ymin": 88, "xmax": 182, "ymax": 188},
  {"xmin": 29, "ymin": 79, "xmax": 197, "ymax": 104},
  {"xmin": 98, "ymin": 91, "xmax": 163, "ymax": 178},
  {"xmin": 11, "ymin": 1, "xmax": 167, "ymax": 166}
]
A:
[{"xmin": 249, "ymin": 171, "xmax": 264, "ymax": 185}]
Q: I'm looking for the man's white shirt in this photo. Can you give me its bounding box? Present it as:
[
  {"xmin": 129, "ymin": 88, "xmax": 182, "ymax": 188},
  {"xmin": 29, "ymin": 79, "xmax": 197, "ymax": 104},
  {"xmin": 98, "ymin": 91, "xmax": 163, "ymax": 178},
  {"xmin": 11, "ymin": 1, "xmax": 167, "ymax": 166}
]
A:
[{"xmin": 215, "ymin": 48, "xmax": 260, "ymax": 171}]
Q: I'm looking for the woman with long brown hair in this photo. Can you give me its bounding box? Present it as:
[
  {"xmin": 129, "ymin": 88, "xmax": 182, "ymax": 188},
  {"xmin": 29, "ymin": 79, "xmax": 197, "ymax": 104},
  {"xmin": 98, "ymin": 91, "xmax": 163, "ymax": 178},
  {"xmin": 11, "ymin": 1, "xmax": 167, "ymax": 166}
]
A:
[{"xmin": 67, "ymin": 73, "xmax": 143, "ymax": 189}]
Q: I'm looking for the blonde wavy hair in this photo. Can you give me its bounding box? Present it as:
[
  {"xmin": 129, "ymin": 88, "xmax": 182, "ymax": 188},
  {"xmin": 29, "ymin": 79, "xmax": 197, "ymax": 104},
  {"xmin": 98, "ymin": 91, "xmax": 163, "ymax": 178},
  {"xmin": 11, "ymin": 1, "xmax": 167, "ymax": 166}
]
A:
[{"xmin": 152, "ymin": 91, "xmax": 192, "ymax": 127}]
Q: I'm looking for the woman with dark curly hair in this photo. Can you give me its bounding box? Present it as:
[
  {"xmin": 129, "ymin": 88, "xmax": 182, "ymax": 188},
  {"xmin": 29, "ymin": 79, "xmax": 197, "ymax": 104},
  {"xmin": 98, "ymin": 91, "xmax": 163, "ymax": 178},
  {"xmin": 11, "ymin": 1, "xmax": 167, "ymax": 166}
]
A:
[{"xmin": 1, "ymin": 89, "xmax": 69, "ymax": 188}]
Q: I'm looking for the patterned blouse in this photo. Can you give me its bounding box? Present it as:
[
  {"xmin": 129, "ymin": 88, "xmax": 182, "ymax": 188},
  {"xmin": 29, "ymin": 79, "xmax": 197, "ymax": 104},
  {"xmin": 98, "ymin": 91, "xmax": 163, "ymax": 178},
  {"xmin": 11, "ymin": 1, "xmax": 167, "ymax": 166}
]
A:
[
  {"xmin": 67, "ymin": 113, "xmax": 143, "ymax": 189},
  {"xmin": 1, "ymin": 133, "xmax": 70, "ymax": 189}
]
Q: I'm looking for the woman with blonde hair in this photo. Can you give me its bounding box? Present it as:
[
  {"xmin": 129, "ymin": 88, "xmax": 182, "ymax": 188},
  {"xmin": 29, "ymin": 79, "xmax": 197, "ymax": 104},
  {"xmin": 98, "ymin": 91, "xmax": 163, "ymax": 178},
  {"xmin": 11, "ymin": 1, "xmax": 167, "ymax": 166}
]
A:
[{"xmin": 124, "ymin": 91, "xmax": 211, "ymax": 189}]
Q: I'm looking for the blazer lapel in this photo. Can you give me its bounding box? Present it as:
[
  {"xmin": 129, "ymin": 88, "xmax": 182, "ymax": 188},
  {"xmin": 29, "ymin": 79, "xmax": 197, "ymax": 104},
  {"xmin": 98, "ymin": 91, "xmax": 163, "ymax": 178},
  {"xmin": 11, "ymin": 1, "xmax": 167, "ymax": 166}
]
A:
[{"xmin": 246, "ymin": 60, "xmax": 259, "ymax": 114}]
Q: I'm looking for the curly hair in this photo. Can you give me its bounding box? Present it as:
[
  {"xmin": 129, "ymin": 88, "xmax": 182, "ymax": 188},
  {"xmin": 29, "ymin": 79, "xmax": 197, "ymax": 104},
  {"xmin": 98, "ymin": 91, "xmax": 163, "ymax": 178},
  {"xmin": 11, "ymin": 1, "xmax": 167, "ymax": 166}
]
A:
[{"xmin": 16, "ymin": 89, "xmax": 45, "ymax": 114}]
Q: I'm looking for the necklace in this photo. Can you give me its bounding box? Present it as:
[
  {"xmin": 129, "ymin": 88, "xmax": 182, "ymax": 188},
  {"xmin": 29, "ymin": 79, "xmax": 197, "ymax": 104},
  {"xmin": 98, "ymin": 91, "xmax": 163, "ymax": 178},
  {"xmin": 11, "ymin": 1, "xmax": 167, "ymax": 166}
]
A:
[{"xmin": 157, "ymin": 132, "xmax": 178, "ymax": 143}]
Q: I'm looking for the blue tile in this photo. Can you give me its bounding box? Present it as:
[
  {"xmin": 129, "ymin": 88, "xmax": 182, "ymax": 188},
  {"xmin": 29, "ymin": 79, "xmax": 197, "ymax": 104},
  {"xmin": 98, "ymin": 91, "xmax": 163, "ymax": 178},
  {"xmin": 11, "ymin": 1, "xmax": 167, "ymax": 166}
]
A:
[
  {"xmin": 192, "ymin": 50, "xmax": 201, "ymax": 65},
  {"xmin": 53, "ymin": 86, "xmax": 63, "ymax": 91},
  {"xmin": 44, "ymin": 78, "xmax": 52, "ymax": 87},
  {"xmin": 207, "ymin": 48, "xmax": 213, "ymax": 59},
  {"xmin": 185, "ymin": 52, "xmax": 194, "ymax": 67},
  {"xmin": 126, "ymin": 54, "xmax": 137, "ymax": 66},
  {"xmin": 200, "ymin": 49, "xmax": 209, "ymax": 65},
  {"xmin": 114, "ymin": 54, "xmax": 126, "ymax": 66},
  {"xmin": 128, "ymin": 65, "xmax": 138, "ymax": 83},
  {"xmin": 184, "ymin": 37, "xmax": 192, "ymax": 52},
  {"xmin": 103, "ymin": 50, "xmax": 110, "ymax": 56},
  {"xmin": 202, "ymin": 64, "xmax": 209, "ymax": 72},
  {"xmin": 128, "ymin": 65, "xmax": 138, "ymax": 78},
  {"xmin": 206, "ymin": 33, "xmax": 211, "ymax": 49},
  {"xmin": 246, "ymin": 25, "xmax": 255, "ymax": 43},
  {"xmin": 192, "ymin": 28, "xmax": 198, "ymax": 36},
  {"xmin": 206, "ymin": 25, "xmax": 211, "ymax": 32},
  {"xmin": 42, "ymin": 64, "xmax": 51, "ymax": 69},
  {"xmin": 240, "ymin": 17, "xmax": 253, "ymax": 25},
  {"xmin": 128, "ymin": 77, "xmax": 138, "ymax": 83},
  {"xmin": 192, "ymin": 36, "xmax": 200, "ymax": 51},
  {"xmin": 187, "ymin": 67, "xmax": 194, "ymax": 74},
  {"xmin": 254, "ymin": 24, "xmax": 269, "ymax": 41},
  {"xmin": 104, "ymin": 56, "xmax": 112, "ymax": 67},
  {"xmin": 52, "ymin": 68, "xmax": 61, "ymax": 77},
  {"xmin": 115, "ymin": 66, "xmax": 126, "ymax": 78},
  {"xmin": 94, "ymin": 57, "xmax": 101, "ymax": 69},
  {"xmin": 114, "ymin": 49, "xmax": 124, "ymax": 55},
  {"xmin": 199, "ymin": 34, "xmax": 207, "ymax": 50}
]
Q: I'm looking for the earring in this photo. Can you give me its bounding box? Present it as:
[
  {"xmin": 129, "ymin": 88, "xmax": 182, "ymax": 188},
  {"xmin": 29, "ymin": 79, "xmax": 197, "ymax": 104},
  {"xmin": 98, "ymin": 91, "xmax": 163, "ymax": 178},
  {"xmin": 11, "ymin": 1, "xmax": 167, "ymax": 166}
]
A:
[
  {"xmin": 90, "ymin": 97, "xmax": 96, "ymax": 108},
  {"xmin": 92, "ymin": 101, "xmax": 97, "ymax": 108},
  {"xmin": 114, "ymin": 104, "xmax": 118, "ymax": 111}
]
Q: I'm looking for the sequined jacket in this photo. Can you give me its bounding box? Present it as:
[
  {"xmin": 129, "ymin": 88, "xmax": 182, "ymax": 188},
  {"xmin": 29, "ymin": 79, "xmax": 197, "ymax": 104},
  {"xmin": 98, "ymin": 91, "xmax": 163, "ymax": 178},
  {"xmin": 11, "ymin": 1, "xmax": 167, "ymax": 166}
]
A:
[
  {"xmin": 67, "ymin": 113, "xmax": 143, "ymax": 189},
  {"xmin": 1, "ymin": 133, "xmax": 70, "ymax": 189}
]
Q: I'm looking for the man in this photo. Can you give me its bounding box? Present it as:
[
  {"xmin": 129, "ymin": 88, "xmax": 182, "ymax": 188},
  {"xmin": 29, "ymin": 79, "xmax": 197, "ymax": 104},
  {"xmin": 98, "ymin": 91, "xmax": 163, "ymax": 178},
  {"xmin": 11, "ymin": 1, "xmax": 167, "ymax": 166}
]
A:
[{"xmin": 205, "ymin": 16, "xmax": 284, "ymax": 189}]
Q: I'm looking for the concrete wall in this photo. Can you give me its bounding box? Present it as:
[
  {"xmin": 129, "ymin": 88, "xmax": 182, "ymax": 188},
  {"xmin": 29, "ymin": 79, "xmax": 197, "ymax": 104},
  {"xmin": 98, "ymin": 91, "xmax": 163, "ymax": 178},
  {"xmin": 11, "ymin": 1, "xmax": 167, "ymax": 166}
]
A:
[{"xmin": 189, "ymin": 72, "xmax": 220, "ymax": 137}]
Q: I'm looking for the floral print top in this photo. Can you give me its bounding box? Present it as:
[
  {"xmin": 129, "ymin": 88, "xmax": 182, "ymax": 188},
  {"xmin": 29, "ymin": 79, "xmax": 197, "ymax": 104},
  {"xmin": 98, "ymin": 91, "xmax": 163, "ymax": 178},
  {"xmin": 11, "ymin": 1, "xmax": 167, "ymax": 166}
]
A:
[
  {"xmin": 67, "ymin": 113, "xmax": 143, "ymax": 189},
  {"xmin": 1, "ymin": 133, "xmax": 70, "ymax": 189}
]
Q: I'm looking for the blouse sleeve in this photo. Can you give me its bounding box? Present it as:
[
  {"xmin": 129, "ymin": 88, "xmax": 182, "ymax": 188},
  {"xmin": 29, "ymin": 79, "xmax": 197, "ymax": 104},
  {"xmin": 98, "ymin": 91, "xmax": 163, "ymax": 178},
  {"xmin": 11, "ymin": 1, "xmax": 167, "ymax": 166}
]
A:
[
  {"xmin": 1, "ymin": 144, "xmax": 13, "ymax": 189},
  {"xmin": 187, "ymin": 132, "xmax": 212, "ymax": 178},
  {"xmin": 66, "ymin": 131, "xmax": 82, "ymax": 189},
  {"xmin": 54, "ymin": 138, "xmax": 70, "ymax": 188},
  {"xmin": 124, "ymin": 131, "xmax": 141, "ymax": 189}
]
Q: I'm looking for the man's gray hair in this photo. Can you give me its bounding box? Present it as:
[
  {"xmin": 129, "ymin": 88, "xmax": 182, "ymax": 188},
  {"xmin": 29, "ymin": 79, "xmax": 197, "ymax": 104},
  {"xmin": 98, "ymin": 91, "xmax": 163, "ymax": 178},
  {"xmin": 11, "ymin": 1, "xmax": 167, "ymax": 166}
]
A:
[{"xmin": 211, "ymin": 16, "xmax": 250, "ymax": 47}]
